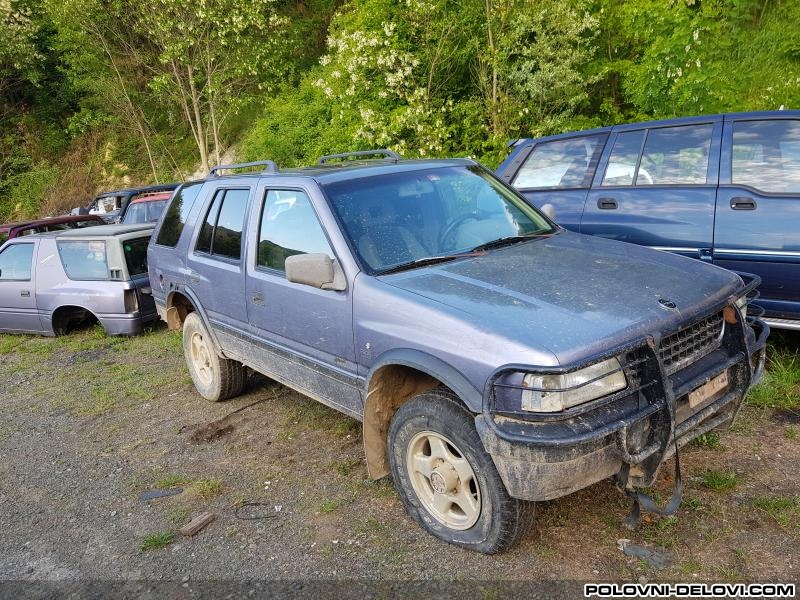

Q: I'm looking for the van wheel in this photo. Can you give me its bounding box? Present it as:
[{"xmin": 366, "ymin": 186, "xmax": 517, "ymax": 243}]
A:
[
  {"xmin": 182, "ymin": 312, "xmax": 246, "ymax": 402},
  {"xmin": 387, "ymin": 389, "xmax": 534, "ymax": 554}
]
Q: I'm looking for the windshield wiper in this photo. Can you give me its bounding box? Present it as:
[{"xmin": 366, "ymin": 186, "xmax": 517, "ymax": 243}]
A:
[
  {"xmin": 469, "ymin": 233, "xmax": 542, "ymax": 253},
  {"xmin": 377, "ymin": 254, "xmax": 472, "ymax": 275}
]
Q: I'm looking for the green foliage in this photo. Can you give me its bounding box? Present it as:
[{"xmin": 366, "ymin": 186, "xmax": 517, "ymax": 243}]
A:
[
  {"xmin": 747, "ymin": 350, "xmax": 800, "ymax": 410},
  {"xmin": 702, "ymin": 469, "xmax": 739, "ymax": 492},
  {"xmin": 139, "ymin": 531, "xmax": 175, "ymax": 552},
  {"xmin": 2, "ymin": 0, "xmax": 800, "ymax": 217}
]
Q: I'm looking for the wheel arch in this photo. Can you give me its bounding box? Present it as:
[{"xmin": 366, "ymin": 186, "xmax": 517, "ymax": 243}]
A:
[
  {"xmin": 363, "ymin": 349, "xmax": 482, "ymax": 479},
  {"xmin": 50, "ymin": 304, "xmax": 99, "ymax": 335}
]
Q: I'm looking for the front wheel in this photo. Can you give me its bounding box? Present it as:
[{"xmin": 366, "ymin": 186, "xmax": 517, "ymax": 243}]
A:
[
  {"xmin": 182, "ymin": 312, "xmax": 246, "ymax": 402},
  {"xmin": 387, "ymin": 388, "xmax": 534, "ymax": 553}
]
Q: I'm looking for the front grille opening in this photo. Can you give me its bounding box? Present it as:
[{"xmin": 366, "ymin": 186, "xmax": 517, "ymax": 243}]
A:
[{"xmin": 659, "ymin": 312, "xmax": 724, "ymax": 375}]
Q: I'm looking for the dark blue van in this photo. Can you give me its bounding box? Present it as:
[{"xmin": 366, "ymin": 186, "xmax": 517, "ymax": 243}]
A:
[{"xmin": 497, "ymin": 110, "xmax": 800, "ymax": 330}]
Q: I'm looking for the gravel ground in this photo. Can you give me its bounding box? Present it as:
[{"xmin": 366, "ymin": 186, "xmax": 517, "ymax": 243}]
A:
[{"xmin": 0, "ymin": 325, "xmax": 798, "ymax": 597}]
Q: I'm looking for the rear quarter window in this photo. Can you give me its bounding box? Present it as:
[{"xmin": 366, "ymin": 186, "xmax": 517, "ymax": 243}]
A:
[
  {"xmin": 122, "ymin": 236, "xmax": 150, "ymax": 277},
  {"xmin": 57, "ymin": 240, "xmax": 109, "ymax": 280},
  {"xmin": 155, "ymin": 182, "xmax": 204, "ymax": 247}
]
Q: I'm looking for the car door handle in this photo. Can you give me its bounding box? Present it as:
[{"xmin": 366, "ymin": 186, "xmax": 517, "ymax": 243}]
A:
[
  {"xmin": 20, "ymin": 290, "xmax": 30, "ymax": 297},
  {"xmin": 251, "ymin": 292, "xmax": 265, "ymax": 305},
  {"xmin": 730, "ymin": 197, "xmax": 757, "ymax": 210},
  {"xmin": 597, "ymin": 197, "xmax": 618, "ymax": 210}
]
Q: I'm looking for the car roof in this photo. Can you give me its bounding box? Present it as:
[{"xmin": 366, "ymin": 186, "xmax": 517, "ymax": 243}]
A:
[
  {"xmin": 197, "ymin": 157, "xmax": 476, "ymax": 186},
  {"xmin": 509, "ymin": 109, "xmax": 800, "ymax": 146},
  {"xmin": 96, "ymin": 183, "xmax": 179, "ymax": 199},
  {"xmin": 54, "ymin": 224, "xmax": 154, "ymax": 239},
  {"xmin": 0, "ymin": 214, "xmax": 103, "ymax": 233},
  {"xmin": 129, "ymin": 191, "xmax": 172, "ymax": 203}
]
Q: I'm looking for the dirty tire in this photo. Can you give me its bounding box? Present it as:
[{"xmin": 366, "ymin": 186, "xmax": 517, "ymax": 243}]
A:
[
  {"xmin": 182, "ymin": 312, "xmax": 246, "ymax": 402},
  {"xmin": 388, "ymin": 388, "xmax": 535, "ymax": 554}
]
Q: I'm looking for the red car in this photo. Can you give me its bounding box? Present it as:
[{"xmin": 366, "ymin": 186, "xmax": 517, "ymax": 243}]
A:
[{"xmin": 0, "ymin": 215, "xmax": 104, "ymax": 245}]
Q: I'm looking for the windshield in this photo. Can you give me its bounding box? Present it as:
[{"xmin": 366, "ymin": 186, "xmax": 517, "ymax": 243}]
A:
[
  {"xmin": 323, "ymin": 165, "xmax": 555, "ymax": 273},
  {"xmin": 124, "ymin": 200, "xmax": 168, "ymax": 224}
]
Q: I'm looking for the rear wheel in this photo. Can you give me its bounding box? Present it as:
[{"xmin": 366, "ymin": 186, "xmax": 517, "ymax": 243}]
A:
[
  {"xmin": 182, "ymin": 312, "xmax": 246, "ymax": 402},
  {"xmin": 387, "ymin": 389, "xmax": 534, "ymax": 553}
]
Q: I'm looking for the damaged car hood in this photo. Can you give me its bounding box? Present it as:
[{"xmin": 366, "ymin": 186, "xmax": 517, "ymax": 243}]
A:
[{"xmin": 382, "ymin": 231, "xmax": 742, "ymax": 365}]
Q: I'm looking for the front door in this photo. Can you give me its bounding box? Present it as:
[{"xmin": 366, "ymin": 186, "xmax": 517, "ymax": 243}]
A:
[
  {"xmin": 244, "ymin": 187, "xmax": 360, "ymax": 417},
  {"xmin": 502, "ymin": 134, "xmax": 607, "ymax": 231},
  {"xmin": 0, "ymin": 242, "xmax": 41, "ymax": 333},
  {"xmin": 714, "ymin": 116, "xmax": 800, "ymax": 320},
  {"xmin": 582, "ymin": 121, "xmax": 721, "ymax": 260}
]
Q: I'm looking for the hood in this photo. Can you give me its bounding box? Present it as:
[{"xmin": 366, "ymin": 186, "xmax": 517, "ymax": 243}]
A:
[{"xmin": 382, "ymin": 231, "xmax": 741, "ymax": 365}]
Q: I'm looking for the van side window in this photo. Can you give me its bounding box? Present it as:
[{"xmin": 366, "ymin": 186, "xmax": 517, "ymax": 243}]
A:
[
  {"xmin": 156, "ymin": 182, "xmax": 203, "ymax": 247},
  {"xmin": 602, "ymin": 130, "xmax": 645, "ymax": 186},
  {"xmin": 195, "ymin": 188, "xmax": 249, "ymax": 260},
  {"xmin": 732, "ymin": 119, "xmax": 800, "ymax": 194},
  {"xmin": 638, "ymin": 124, "xmax": 713, "ymax": 185},
  {"xmin": 58, "ymin": 241, "xmax": 109, "ymax": 280},
  {"xmin": 0, "ymin": 243, "xmax": 34, "ymax": 281},
  {"xmin": 513, "ymin": 135, "xmax": 605, "ymax": 189},
  {"xmin": 257, "ymin": 190, "xmax": 333, "ymax": 272}
]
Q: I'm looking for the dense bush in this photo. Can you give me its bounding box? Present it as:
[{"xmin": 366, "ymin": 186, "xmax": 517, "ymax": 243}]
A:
[{"xmin": 1, "ymin": 0, "xmax": 799, "ymax": 217}]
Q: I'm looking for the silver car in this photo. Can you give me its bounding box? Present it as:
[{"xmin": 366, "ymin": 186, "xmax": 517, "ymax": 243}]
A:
[{"xmin": 0, "ymin": 224, "xmax": 157, "ymax": 336}]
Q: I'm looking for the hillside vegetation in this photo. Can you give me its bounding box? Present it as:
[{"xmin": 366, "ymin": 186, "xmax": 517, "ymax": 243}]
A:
[{"xmin": 1, "ymin": 0, "xmax": 798, "ymax": 220}]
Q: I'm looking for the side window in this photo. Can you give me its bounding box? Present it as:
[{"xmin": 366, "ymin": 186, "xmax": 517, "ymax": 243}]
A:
[
  {"xmin": 638, "ymin": 124, "xmax": 713, "ymax": 185},
  {"xmin": 0, "ymin": 243, "xmax": 34, "ymax": 281},
  {"xmin": 57, "ymin": 241, "xmax": 109, "ymax": 280},
  {"xmin": 732, "ymin": 119, "xmax": 800, "ymax": 194},
  {"xmin": 194, "ymin": 188, "xmax": 249, "ymax": 260},
  {"xmin": 257, "ymin": 190, "xmax": 333, "ymax": 272},
  {"xmin": 156, "ymin": 182, "xmax": 203, "ymax": 247},
  {"xmin": 602, "ymin": 130, "xmax": 645, "ymax": 186},
  {"xmin": 512, "ymin": 135, "xmax": 605, "ymax": 189}
]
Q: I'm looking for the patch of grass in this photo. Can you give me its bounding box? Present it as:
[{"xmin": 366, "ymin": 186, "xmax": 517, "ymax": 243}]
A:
[
  {"xmin": 167, "ymin": 508, "xmax": 189, "ymax": 525},
  {"xmin": 192, "ymin": 478, "xmax": 223, "ymax": 499},
  {"xmin": 785, "ymin": 426, "xmax": 798, "ymax": 440},
  {"xmin": 692, "ymin": 432, "xmax": 722, "ymax": 450},
  {"xmin": 139, "ymin": 531, "xmax": 175, "ymax": 552},
  {"xmin": 642, "ymin": 515, "xmax": 680, "ymax": 548},
  {"xmin": 155, "ymin": 474, "xmax": 191, "ymax": 489},
  {"xmin": 702, "ymin": 469, "xmax": 738, "ymax": 492},
  {"xmin": 334, "ymin": 458, "xmax": 361, "ymax": 476},
  {"xmin": 747, "ymin": 350, "xmax": 800, "ymax": 410},
  {"xmin": 677, "ymin": 559, "xmax": 704, "ymax": 575},
  {"xmin": 751, "ymin": 496, "xmax": 800, "ymax": 528},
  {"xmin": 715, "ymin": 565, "xmax": 741, "ymax": 580},
  {"xmin": 682, "ymin": 497, "xmax": 705, "ymax": 511},
  {"xmin": 319, "ymin": 499, "xmax": 342, "ymax": 514}
]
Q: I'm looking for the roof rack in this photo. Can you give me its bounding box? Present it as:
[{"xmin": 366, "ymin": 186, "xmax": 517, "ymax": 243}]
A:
[
  {"xmin": 209, "ymin": 160, "xmax": 279, "ymax": 176},
  {"xmin": 317, "ymin": 149, "xmax": 401, "ymax": 165}
]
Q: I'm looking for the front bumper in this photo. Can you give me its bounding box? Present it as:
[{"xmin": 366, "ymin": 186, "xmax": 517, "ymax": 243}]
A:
[{"xmin": 477, "ymin": 309, "xmax": 769, "ymax": 502}]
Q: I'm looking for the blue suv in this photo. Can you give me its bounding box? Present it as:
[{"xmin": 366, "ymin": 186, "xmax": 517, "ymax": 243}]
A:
[
  {"xmin": 497, "ymin": 110, "xmax": 800, "ymax": 330},
  {"xmin": 148, "ymin": 151, "xmax": 767, "ymax": 553}
]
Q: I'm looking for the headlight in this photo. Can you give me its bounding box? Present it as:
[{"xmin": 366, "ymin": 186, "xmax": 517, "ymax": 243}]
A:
[
  {"xmin": 521, "ymin": 357, "xmax": 627, "ymax": 413},
  {"xmin": 735, "ymin": 295, "xmax": 748, "ymax": 320}
]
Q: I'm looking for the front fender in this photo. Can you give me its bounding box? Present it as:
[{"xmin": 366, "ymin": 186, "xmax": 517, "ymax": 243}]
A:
[{"xmin": 366, "ymin": 348, "xmax": 482, "ymax": 412}]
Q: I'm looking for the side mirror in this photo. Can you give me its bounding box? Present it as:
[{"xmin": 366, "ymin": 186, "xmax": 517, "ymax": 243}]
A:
[
  {"xmin": 285, "ymin": 253, "xmax": 346, "ymax": 291},
  {"xmin": 540, "ymin": 203, "xmax": 556, "ymax": 221}
]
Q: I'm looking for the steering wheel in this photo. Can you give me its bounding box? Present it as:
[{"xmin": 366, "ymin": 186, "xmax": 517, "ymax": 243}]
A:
[{"xmin": 439, "ymin": 213, "xmax": 480, "ymax": 247}]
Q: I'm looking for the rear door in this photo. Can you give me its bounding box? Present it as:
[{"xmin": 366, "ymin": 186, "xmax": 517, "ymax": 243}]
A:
[
  {"xmin": 500, "ymin": 133, "xmax": 608, "ymax": 231},
  {"xmin": 0, "ymin": 241, "xmax": 42, "ymax": 333},
  {"xmin": 714, "ymin": 115, "xmax": 800, "ymax": 319},
  {"xmin": 186, "ymin": 185, "xmax": 251, "ymax": 334},
  {"xmin": 582, "ymin": 119, "xmax": 722, "ymax": 259}
]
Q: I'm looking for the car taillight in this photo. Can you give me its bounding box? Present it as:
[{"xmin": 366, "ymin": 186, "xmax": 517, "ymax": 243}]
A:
[{"xmin": 124, "ymin": 289, "xmax": 139, "ymax": 313}]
